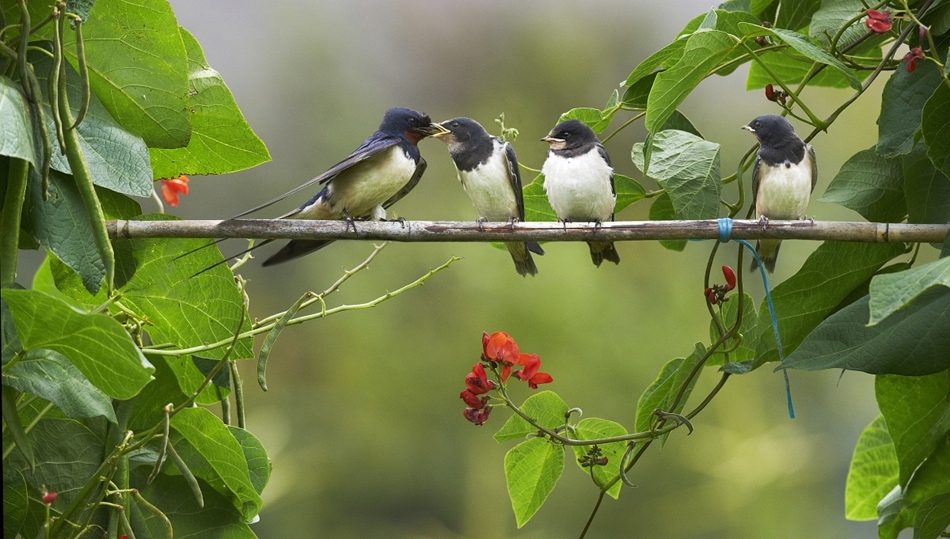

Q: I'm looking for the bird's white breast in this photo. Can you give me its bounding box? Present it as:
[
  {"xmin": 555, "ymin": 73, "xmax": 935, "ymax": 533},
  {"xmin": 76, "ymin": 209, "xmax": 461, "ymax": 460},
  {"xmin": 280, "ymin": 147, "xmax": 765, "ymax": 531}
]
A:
[
  {"xmin": 458, "ymin": 142, "xmax": 519, "ymax": 221},
  {"xmin": 321, "ymin": 145, "xmax": 417, "ymax": 219},
  {"xmin": 756, "ymin": 152, "xmax": 813, "ymax": 220},
  {"xmin": 541, "ymin": 150, "xmax": 615, "ymax": 221}
]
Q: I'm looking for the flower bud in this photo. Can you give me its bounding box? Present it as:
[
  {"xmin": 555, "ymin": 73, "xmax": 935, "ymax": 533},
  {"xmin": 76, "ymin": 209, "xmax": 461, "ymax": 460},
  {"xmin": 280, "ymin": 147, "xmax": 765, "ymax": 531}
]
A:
[
  {"xmin": 722, "ymin": 265, "xmax": 737, "ymax": 290},
  {"xmin": 42, "ymin": 491, "xmax": 57, "ymax": 505}
]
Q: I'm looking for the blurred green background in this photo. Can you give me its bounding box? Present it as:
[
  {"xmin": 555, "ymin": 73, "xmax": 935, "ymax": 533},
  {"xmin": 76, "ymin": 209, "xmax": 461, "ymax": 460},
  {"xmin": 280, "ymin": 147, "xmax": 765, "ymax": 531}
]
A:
[{"xmin": 16, "ymin": 0, "xmax": 913, "ymax": 537}]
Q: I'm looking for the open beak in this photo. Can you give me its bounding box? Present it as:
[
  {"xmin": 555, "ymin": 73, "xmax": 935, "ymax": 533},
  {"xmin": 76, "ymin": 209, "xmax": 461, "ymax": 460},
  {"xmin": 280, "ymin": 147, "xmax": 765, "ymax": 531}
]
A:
[
  {"xmin": 741, "ymin": 125, "xmax": 755, "ymax": 133},
  {"xmin": 424, "ymin": 122, "xmax": 451, "ymax": 138},
  {"xmin": 540, "ymin": 135, "xmax": 562, "ymax": 144}
]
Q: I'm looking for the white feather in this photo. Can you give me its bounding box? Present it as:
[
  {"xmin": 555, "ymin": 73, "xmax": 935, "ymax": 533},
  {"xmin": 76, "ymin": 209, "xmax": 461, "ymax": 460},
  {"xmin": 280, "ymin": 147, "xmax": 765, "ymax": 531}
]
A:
[
  {"xmin": 756, "ymin": 150, "xmax": 813, "ymax": 220},
  {"xmin": 541, "ymin": 149, "xmax": 615, "ymax": 221},
  {"xmin": 457, "ymin": 141, "xmax": 519, "ymax": 221}
]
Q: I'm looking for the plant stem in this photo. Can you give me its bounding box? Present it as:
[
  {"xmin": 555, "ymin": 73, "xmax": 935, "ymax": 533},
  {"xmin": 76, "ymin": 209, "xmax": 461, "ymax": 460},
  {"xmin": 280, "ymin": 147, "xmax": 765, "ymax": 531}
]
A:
[{"xmin": 0, "ymin": 158, "xmax": 29, "ymax": 287}]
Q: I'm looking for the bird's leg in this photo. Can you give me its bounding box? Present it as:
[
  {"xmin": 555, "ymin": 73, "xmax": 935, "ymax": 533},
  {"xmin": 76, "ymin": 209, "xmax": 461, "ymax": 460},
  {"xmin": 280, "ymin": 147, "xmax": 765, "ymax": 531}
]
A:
[
  {"xmin": 558, "ymin": 217, "xmax": 571, "ymax": 231},
  {"xmin": 506, "ymin": 216, "xmax": 519, "ymax": 232},
  {"xmin": 758, "ymin": 215, "xmax": 769, "ymax": 231},
  {"xmin": 476, "ymin": 216, "xmax": 488, "ymax": 232},
  {"xmin": 342, "ymin": 209, "xmax": 358, "ymax": 233},
  {"xmin": 591, "ymin": 218, "xmax": 603, "ymax": 230}
]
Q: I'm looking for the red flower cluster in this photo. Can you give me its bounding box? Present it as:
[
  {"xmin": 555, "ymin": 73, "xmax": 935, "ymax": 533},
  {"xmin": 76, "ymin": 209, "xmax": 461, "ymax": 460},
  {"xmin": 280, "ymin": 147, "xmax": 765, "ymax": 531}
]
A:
[
  {"xmin": 160, "ymin": 175, "xmax": 189, "ymax": 207},
  {"xmin": 764, "ymin": 84, "xmax": 787, "ymax": 106},
  {"xmin": 865, "ymin": 9, "xmax": 892, "ymax": 34},
  {"xmin": 460, "ymin": 332, "xmax": 554, "ymax": 425},
  {"xmin": 903, "ymin": 47, "xmax": 925, "ymax": 73},
  {"xmin": 704, "ymin": 265, "xmax": 737, "ymax": 305}
]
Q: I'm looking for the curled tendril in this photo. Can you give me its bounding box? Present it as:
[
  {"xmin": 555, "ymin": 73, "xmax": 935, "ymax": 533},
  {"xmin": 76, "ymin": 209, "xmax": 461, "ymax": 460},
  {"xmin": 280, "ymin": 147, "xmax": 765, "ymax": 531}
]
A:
[{"xmin": 618, "ymin": 442, "xmax": 638, "ymax": 487}]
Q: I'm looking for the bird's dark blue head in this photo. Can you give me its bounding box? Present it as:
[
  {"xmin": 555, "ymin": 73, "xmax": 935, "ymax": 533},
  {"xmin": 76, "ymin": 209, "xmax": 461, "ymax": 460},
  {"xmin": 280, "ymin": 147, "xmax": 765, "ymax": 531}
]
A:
[
  {"xmin": 433, "ymin": 117, "xmax": 491, "ymax": 149},
  {"xmin": 541, "ymin": 119, "xmax": 599, "ymax": 152},
  {"xmin": 742, "ymin": 115, "xmax": 799, "ymax": 148},
  {"xmin": 379, "ymin": 108, "xmax": 446, "ymax": 145}
]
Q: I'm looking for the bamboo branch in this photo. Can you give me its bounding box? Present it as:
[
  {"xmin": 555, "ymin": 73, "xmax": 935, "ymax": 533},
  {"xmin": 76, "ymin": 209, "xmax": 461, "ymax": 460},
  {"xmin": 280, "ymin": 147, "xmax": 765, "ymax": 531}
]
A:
[{"xmin": 107, "ymin": 219, "xmax": 949, "ymax": 244}]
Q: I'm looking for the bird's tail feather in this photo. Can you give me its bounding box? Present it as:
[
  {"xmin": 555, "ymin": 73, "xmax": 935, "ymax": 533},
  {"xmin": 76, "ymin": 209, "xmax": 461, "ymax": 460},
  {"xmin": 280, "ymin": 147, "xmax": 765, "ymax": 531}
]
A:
[
  {"xmin": 262, "ymin": 239, "xmax": 336, "ymax": 266},
  {"xmin": 588, "ymin": 241, "xmax": 620, "ymax": 267},
  {"xmin": 750, "ymin": 240, "xmax": 781, "ymax": 273},
  {"xmin": 527, "ymin": 242, "xmax": 545, "ymax": 256},
  {"xmin": 506, "ymin": 242, "xmax": 539, "ymax": 277}
]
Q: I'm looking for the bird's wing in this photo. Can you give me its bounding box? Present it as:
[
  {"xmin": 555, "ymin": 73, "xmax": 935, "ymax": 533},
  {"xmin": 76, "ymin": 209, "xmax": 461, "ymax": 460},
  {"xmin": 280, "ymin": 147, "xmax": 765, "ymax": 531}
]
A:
[
  {"xmin": 598, "ymin": 143, "xmax": 616, "ymax": 221},
  {"xmin": 382, "ymin": 157, "xmax": 427, "ymax": 210},
  {"xmin": 227, "ymin": 133, "xmax": 400, "ymax": 220},
  {"xmin": 503, "ymin": 142, "xmax": 526, "ymax": 221},
  {"xmin": 806, "ymin": 143, "xmax": 818, "ymax": 193},
  {"xmin": 750, "ymin": 155, "xmax": 762, "ymax": 211}
]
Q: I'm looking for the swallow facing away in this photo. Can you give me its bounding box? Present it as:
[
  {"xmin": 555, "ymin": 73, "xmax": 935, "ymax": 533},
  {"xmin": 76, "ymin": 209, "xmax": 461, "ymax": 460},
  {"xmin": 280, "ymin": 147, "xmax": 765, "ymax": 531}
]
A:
[
  {"xmin": 540, "ymin": 119, "xmax": 620, "ymax": 267},
  {"xmin": 223, "ymin": 108, "xmax": 447, "ymax": 266},
  {"xmin": 433, "ymin": 117, "xmax": 544, "ymax": 276},
  {"xmin": 742, "ymin": 114, "xmax": 817, "ymax": 273}
]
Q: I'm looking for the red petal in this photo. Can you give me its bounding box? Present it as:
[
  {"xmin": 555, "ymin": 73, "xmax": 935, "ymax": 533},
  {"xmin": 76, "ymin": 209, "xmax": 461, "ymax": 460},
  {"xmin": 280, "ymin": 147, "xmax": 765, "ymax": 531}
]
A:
[
  {"xmin": 460, "ymin": 389, "xmax": 485, "ymax": 408},
  {"xmin": 528, "ymin": 372, "xmax": 553, "ymax": 389},
  {"xmin": 722, "ymin": 265, "xmax": 736, "ymax": 290},
  {"xmin": 517, "ymin": 354, "xmax": 541, "ymax": 381},
  {"xmin": 160, "ymin": 182, "xmax": 180, "ymax": 207}
]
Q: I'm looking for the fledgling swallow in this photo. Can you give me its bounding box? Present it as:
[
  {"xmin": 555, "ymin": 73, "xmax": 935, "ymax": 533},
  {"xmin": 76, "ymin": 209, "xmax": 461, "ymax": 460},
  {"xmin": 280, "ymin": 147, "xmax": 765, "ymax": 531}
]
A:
[
  {"xmin": 433, "ymin": 117, "xmax": 544, "ymax": 276},
  {"xmin": 540, "ymin": 119, "xmax": 620, "ymax": 267},
  {"xmin": 742, "ymin": 114, "xmax": 817, "ymax": 273}
]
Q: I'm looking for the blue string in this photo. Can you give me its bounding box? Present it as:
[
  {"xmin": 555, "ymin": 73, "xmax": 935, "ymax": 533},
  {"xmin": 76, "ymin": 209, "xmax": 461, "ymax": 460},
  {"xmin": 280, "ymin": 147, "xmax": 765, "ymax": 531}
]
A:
[{"xmin": 715, "ymin": 218, "xmax": 795, "ymax": 419}]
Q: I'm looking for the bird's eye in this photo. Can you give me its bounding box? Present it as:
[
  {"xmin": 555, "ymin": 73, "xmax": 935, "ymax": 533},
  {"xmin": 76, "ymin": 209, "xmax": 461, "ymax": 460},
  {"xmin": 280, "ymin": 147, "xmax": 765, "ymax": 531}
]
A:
[
  {"xmin": 563, "ymin": 132, "xmax": 571, "ymax": 138},
  {"xmin": 452, "ymin": 122, "xmax": 459, "ymax": 128},
  {"xmin": 408, "ymin": 118, "xmax": 417, "ymax": 125}
]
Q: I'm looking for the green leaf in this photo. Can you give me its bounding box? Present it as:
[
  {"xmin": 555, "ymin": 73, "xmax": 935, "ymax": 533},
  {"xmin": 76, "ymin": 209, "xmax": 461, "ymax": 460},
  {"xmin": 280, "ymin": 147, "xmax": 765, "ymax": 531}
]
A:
[
  {"xmin": 494, "ymin": 390, "xmax": 569, "ymax": 442},
  {"xmin": 632, "ymin": 130, "xmax": 721, "ymax": 220},
  {"xmin": 614, "ymin": 174, "xmax": 646, "ymax": 214},
  {"xmin": 876, "ymin": 372, "xmax": 950, "ymax": 488},
  {"xmin": 878, "ymin": 61, "xmax": 944, "ymax": 157},
  {"xmin": 133, "ymin": 471, "xmax": 256, "ymax": 538},
  {"xmin": 783, "ymin": 288, "xmax": 950, "ymax": 375},
  {"xmin": 922, "ymin": 82, "xmax": 950, "ymax": 178},
  {"xmin": 227, "ymin": 427, "xmax": 271, "ymax": 496},
  {"xmin": 708, "ymin": 292, "xmax": 758, "ymax": 366},
  {"xmin": 0, "ymin": 77, "xmax": 39, "ymax": 168},
  {"xmin": 645, "ymin": 31, "xmax": 739, "ymax": 135},
  {"xmin": 869, "ymin": 258, "xmax": 950, "ymax": 325},
  {"xmin": 149, "ymin": 28, "xmax": 270, "ymax": 178},
  {"xmin": 752, "ymin": 241, "xmax": 906, "ymax": 367},
  {"xmin": 1, "ymin": 288, "xmax": 153, "ymax": 399},
  {"xmin": 810, "ymin": 0, "xmax": 877, "ymax": 50},
  {"xmin": 903, "ymin": 143, "xmax": 950, "ymax": 225},
  {"xmin": 5, "ymin": 418, "xmax": 104, "ymax": 510},
  {"xmin": 820, "ymin": 147, "xmax": 906, "ymax": 223},
  {"xmin": 624, "ymin": 40, "xmax": 688, "ymax": 88},
  {"xmin": 914, "ymin": 492, "xmax": 950, "ymax": 539},
  {"xmin": 115, "ymin": 214, "xmax": 253, "ymax": 360},
  {"xmin": 2, "ymin": 296, "xmax": 23, "ymax": 365},
  {"xmin": 878, "ymin": 438, "xmax": 950, "ymax": 539},
  {"xmin": 30, "ymin": 48, "xmax": 153, "ymax": 197},
  {"xmin": 774, "ymin": 0, "xmax": 822, "ymax": 30},
  {"xmin": 660, "ymin": 110, "xmax": 703, "ymax": 138},
  {"xmin": 634, "ymin": 343, "xmax": 706, "ymax": 441},
  {"xmin": 558, "ymin": 107, "xmax": 612, "ymax": 134},
  {"xmin": 740, "ymin": 23, "xmax": 861, "ymax": 89},
  {"xmin": 504, "ymin": 437, "xmax": 564, "ymax": 528},
  {"xmin": 170, "ymin": 407, "xmax": 262, "ymax": 520},
  {"xmin": 522, "ymin": 175, "xmax": 557, "ymax": 222},
  {"xmin": 570, "ymin": 417, "xmax": 627, "ymax": 499},
  {"xmin": 648, "ymin": 192, "xmax": 687, "ymax": 251},
  {"xmin": 621, "ymin": 72, "xmax": 657, "ymax": 110},
  {"xmin": 2, "ymin": 349, "xmax": 117, "ymax": 423},
  {"xmin": 746, "ymin": 42, "xmax": 880, "ymax": 90},
  {"xmin": 844, "ymin": 415, "xmax": 899, "ymax": 520},
  {"xmin": 2, "ymin": 468, "xmax": 29, "ymax": 539},
  {"xmin": 126, "ymin": 355, "xmax": 189, "ymax": 432},
  {"xmin": 166, "ymin": 356, "xmax": 230, "ymax": 405},
  {"xmin": 66, "ymin": 0, "xmax": 191, "ymax": 148},
  {"xmin": 1, "ymin": 386, "xmax": 34, "ymax": 469}
]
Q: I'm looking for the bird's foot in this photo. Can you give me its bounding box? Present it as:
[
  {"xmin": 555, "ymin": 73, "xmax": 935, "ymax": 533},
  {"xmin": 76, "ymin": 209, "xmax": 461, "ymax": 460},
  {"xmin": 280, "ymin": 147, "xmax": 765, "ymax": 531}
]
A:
[
  {"xmin": 591, "ymin": 218, "xmax": 603, "ymax": 230},
  {"xmin": 476, "ymin": 216, "xmax": 488, "ymax": 232},
  {"xmin": 384, "ymin": 216, "xmax": 408, "ymax": 229},
  {"xmin": 342, "ymin": 210, "xmax": 358, "ymax": 233},
  {"xmin": 758, "ymin": 215, "xmax": 769, "ymax": 231},
  {"xmin": 558, "ymin": 217, "xmax": 571, "ymax": 231},
  {"xmin": 506, "ymin": 216, "xmax": 519, "ymax": 231}
]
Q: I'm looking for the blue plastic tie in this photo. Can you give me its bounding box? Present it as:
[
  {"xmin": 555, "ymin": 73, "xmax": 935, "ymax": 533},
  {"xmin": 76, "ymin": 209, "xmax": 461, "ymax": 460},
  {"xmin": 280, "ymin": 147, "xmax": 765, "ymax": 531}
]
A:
[{"xmin": 716, "ymin": 218, "xmax": 795, "ymax": 419}]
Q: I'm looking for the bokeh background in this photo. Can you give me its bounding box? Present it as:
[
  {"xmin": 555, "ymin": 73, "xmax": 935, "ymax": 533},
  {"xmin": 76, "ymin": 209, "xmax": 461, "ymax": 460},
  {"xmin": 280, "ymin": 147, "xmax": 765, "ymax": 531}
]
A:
[{"xmin": 18, "ymin": 0, "xmax": 929, "ymax": 537}]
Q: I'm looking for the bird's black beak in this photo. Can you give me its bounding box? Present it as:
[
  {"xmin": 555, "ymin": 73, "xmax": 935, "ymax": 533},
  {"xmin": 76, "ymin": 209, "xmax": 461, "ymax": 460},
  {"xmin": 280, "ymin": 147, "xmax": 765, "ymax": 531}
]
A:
[
  {"xmin": 421, "ymin": 123, "xmax": 450, "ymax": 138},
  {"xmin": 430, "ymin": 121, "xmax": 452, "ymax": 139}
]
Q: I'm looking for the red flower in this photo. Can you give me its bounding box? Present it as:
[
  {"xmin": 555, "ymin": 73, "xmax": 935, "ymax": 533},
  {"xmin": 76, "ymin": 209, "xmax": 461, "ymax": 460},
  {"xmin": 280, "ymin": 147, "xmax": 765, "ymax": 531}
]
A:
[
  {"xmin": 481, "ymin": 332, "xmax": 520, "ymax": 364},
  {"xmin": 515, "ymin": 353, "xmax": 553, "ymax": 389},
  {"xmin": 460, "ymin": 389, "xmax": 488, "ymax": 409},
  {"xmin": 722, "ymin": 266, "xmax": 736, "ymax": 290},
  {"xmin": 160, "ymin": 175, "xmax": 189, "ymax": 207},
  {"xmin": 765, "ymin": 84, "xmax": 775, "ymax": 101},
  {"xmin": 42, "ymin": 491, "xmax": 57, "ymax": 505},
  {"xmin": 465, "ymin": 363, "xmax": 494, "ymax": 395},
  {"xmin": 903, "ymin": 47, "xmax": 925, "ymax": 73},
  {"xmin": 463, "ymin": 406, "xmax": 491, "ymax": 425},
  {"xmin": 865, "ymin": 9, "xmax": 892, "ymax": 33}
]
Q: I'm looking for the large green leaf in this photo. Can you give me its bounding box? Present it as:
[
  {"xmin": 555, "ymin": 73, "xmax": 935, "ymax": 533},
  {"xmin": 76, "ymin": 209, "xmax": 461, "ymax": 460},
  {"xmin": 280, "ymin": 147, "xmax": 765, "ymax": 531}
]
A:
[
  {"xmin": 558, "ymin": 107, "xmax": 613, "ymax": 134},
  {"xmin": 115, "ymin": 214, "xmax": 253, "ymax": 360},
  {"xmin": 1, "ymin": 288, "xmax": 153, "ymax": 399},
  {"xmin": 227, "ymin": 427, "xmax": 272, "ymax": 496},
  {"xmin": 614, "ymin": 173, "xmax": 646, "ymax": 214},
  {"xmin": 30, "ymin": 49, "xmax": 153, "ymax": 197},
  {"xmin": 740, "ymin": 23, "xmax": 861, "ymax": 89},
  {"xmin": 570, "ymin": 417, "xmax": 627, "ymax": 499},
  {"xmin": 774, "ymin": 0, "xmax": 822, "ymax": 30},
  {"xmin": 751, "ymin": 242, "xmax": 906, "ymax": 367},
  {"xmin": 820, "ymin": 147, "xmax": 906, "ymax": 223},
  {"xmin": 65, "ymin": 0, "xmax": 191, "ymax": 148},
  {"xmin": 914, "ymin": 492, "xmax": 950, "ymax": 539},
  {"xmin": 170, "ymin": 407, "xmax": 262, "ymax": 520},
  {"xmin": 844, "ymin": 415, "xmax": 898, "ymax": 520},
  {"xmin": 810, "ymin": 0, "xmax": 879, "ymax": 50},
  {"xmin": 922, "ymin": 82, "xmax": 950, "ymax": 178},
  {"xmin": 2, "ymin": 349, "xmax": 117, "ymax": 423},
  {"xmin": 746, "ymin": 43, "xmax": 880, "ymax": 89},
  {"xmin": 126, "ymin": 355, "xmax": 190, "ymax": 432},
  {"xmin": 2, "ymin": 468, "xmax": 29, "ymax": 539},
  {"xmin": 0, "ymin": 77, "xmax": 38, "ymax": 168},
  {"xmin": 783, "ymin": 289, "xmax": 950, "ymax": 375},
  {"xmin": 648, "ymin": 192, "xmax": 687, "ymax": 252},
  {"xmin": 632, "ymin": 130, "xmax": 721, "ymax": 220},
  {"xmin": 133, "ymin": 471, "xmax": 256, "ymax": 538},
  {"xmin": 522, "ymin": 175, "xmax": 557, "ymax": 222},
  {"xmin": 878, "ymin": 61, "xmax": 944, "ymax": 157},
  {"xmin": 494, "ymin": 390, "xmax": 569, "ymax": 442},
  {"xmin": 869, "ymin": 258, "xmax": 950, "ymax": 325},
  {"xmin": 878, "ymin": 439, "xmax": 950, "ymax": 539},
  {"xmin": 634, "ymin": 343, "xmax": 706, "ymax": 442},
  {"xmin": 876, "ymin": 372, "xmax": 950, "ymax": 488},
  {"xmin": 504, "ymin": 437, "xmax": 564, "ymax": 528},
  {"xmin": 903, "ymin": 143, "xmax": 950, "ymax": 225},
  {"xmin": 149, "ymin": 28, "xmax": 270, "ymax": 178}
]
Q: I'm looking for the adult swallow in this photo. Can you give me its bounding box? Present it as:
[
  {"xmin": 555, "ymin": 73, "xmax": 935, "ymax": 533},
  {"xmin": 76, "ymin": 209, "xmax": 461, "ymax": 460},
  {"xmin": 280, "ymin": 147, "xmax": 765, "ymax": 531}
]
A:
[
  {"xmin": 223, "ymin": 108, "xmax": 446, "ymax": 267},
  {"xmin": 433, "ymin": 117, "xmax": 544, "ymax": 276},
  {"xmin": 742, "ymin": 114, "xmax": 817, "ymax": 273},
  {"xmin": 540, "ymin": 119, "xmax": 620, "ymax": 267}
]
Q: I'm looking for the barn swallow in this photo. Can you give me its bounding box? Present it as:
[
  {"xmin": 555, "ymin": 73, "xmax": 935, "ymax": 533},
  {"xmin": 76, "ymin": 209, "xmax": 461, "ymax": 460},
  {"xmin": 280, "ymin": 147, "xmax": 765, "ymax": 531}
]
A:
[
  {"xmin": 433, "ymin": 117, "xmax": 544, "ymax": 276},
  {"xmin": 212, "ymin": 108, "xmax": 446, "ymax": 268},
  {"xmin": 540, "ymin": 119, "xmax": 620, "ymax": 267},
  {"xmin": 742, "ymin": 114, "xmax": 817, "ymax": 273}
]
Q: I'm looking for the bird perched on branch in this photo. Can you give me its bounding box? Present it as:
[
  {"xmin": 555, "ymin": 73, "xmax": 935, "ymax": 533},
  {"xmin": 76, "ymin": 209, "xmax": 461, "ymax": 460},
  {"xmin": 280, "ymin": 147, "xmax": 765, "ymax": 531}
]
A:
[
  {"xmin": 742, "ymin": 114, "xmax": 817, "ymax": 273},
  {"xmin": 540, "ymin": 119, "xmax": 620, "ymax": 267},
  {"xmin": 213, "ymin": 108, "xmax": 447, "ymax": 268},
  {"xmin": 433, "ymin": 117, "xmax": 544, "ymax": 276}
]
